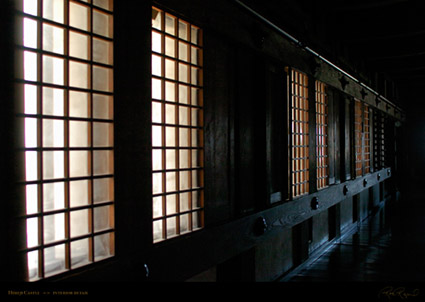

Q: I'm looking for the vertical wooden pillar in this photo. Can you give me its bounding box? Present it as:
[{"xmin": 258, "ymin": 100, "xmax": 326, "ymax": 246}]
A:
[
  {"xmin": 113, "ymin": 1, "xmax": 152, "ymax": 275},
  {"xmin": 265, "ymin": 62, "xmax": 287, "ymax": 204},
  {"xmin": 1, "ymin": 0, "xmax": 28, "ymax": 281},
  {"xmin": 234, "ymin": 49, "xmax": 266, "ymax": 214}
]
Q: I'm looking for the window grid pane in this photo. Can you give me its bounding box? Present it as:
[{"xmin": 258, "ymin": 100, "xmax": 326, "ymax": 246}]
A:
[
  {"xmin": 373, "ymin": 111, "xmax": 386, "ymax": 170},
  {"xmin": 354, "ymin": 99, "xmax": 363, "ymax": 177},
  {"xmin": 290, "ymin": 69, "xmax": 309, "ymax": 198},
  {"xmin": 364, "ymin": 104, "xmax": 371, "ymax": 174},
  {"xmin": 315, "ymin": 81, "xmax": 329, "ymax": 190},
  {"xmin": 19, "ymin": 0, "xmax": 115, "ymax": 281},
  {"xmin": 381, "ymin": 115, "xmax": 386, "ymax": 168},
  {"xmin": 151, "ymin": 7, "xmax": 204, "ymax": 243}
]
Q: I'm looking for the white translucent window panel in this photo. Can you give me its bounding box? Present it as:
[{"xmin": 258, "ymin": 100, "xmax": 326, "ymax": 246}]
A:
[
  {"xmin": 69, "ymin": 90, "xmax": 89, "ymax": 118},
  {"xmin": 70, "ymin": 180, "xmax": 90, "ymax": 207},
  {"xmin": 43, "ymin": 55, "xmax": 64, "ymax": 85},
  {"xmin": 93, "ymin": 94, "xmax": 113, "ymax": 119},
  {"xmin": 43, "ymin": 0, "xmax": 64, "ymax": 23},
  {"xmin": 151, "ymin": 7, "xmax": 204, "ymax": 242},
  {"xmin": 20, "ymin": 0, "xmax": 115, "ymax": 281},
  {"xmin": 43, "ymin": 24, "xmax": 64, "ymax": 54},
  {"xmin": 93, "ymin": 177, "xmax": 114, "ymax": 203},
  {"xmin": 69, "ymin": 31, "xmax": 89, "ymax": 60},
  {"xmin": 69, "ymin": 2, "xmax": 89, "ymax": 31},
  {"xmin": 43, "ymin": 182, "xmax": 65, "ymax": 211},
  {"xmin": 43, "ymin": 88, "xmax": 64, "ymax": 116},
  {"xmin": 93, "ymin": 38, "xmax": 113, "ymax": 65},
  {"xmin": 23, "ymin": 18, "xmax": 37, "ymax": 49}
]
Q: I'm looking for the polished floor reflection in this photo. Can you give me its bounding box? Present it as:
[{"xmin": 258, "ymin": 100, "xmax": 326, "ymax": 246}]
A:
[{"xmin": 287, "ymin": 200, "xmax": 425, "ymax": 282}]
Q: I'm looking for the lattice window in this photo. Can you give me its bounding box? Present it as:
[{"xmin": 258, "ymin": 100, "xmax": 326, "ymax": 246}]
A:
[
  {"xmin": 151, "ymin": 7, "xmax": 204, "ymax": 242},
  {"xmin": 383, "ymin": 115, "xmax": 391, "ymax": 168},
  {"xmin": 17, "ymin": 0, "xmax": 115, "ymax": 281},
  {"xmin": 354, "ymin": 99, "xmax": 372, "ymax": 177},
  {"xmin": 354, "ymin": 99, "xmax": 363, "ymax": 177},
  {"xmin": 290, "ymin": 69, "xmax": 309, "ymax": 197},
  {"xmin": 373, "ymin": 110, "xmax": 380, "ymax": 170},
  {"xmin": 381, "ymin": 115, "xmax": 387, "ymax": 168},
  {"xmin": 315, "ymin": 81, "xmax": 328, "ymax": 190},
  {"xmin": 364, "ymin": 104, "xmax": 371, "ymax": 174}
]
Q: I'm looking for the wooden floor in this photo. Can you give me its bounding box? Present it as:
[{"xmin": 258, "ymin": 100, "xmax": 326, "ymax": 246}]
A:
[{"xmin": 285, "ymin": 200, "xmax": 425, "ymax": 283}]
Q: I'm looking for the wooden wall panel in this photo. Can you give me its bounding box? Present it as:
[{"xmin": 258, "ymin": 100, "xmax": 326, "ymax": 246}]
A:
[{"xmin": 203, "ymin": 33, "xmax": 233, "ymax": 224}]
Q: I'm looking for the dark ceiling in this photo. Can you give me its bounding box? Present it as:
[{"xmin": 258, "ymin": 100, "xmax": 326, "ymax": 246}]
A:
[
  {"xmin": 329, "ymin": 0, "xmax": 425, "ymax": 103},
  {"xmin": 239, "ymin": 0, "xmax": 425, "ymax": 109}
]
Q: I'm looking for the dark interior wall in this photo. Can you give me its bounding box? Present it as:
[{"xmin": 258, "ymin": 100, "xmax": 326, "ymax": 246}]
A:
[
  {"xmin": 359, "ymin": 190, "xmax": 369, "ymax": 221},
  {"xmin": 404, "ymin": 107, "xmax": 425, "ymax": 201},
  {"xmin": 371, "ymin": 184, "xmax": 380, "ymax": 209},
  {"xmin": 340, "ymin": 197, "xmax": 353, "ymax": 231},
  {"xmin": 311, "ymin": 211, "xmax": 329, "ymax": 252},
  {"xmin": 254, "ymin": 228, "xmax": 293, "ymax": 282}
]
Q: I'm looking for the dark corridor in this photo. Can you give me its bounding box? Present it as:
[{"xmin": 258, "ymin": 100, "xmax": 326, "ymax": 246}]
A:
[{"xmin": 285, "ymin": 199, "xmax": 425, "ymax": 283}]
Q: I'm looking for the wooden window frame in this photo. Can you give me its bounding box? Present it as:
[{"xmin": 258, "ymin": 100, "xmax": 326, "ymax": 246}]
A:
[
  {"xmin": 353, "ymin": 98, "xmax": 372, "ymax": 178},
  {"xmin": 354, "ymin": 99, "xmax": 363, "ymax": 177},
  {"xmin": 288, "ymin": 68, "xmax": 310, "ymax": 198},
  {"xmin": 16, "ymin": 0, "xmax": 115, "ymax": 281},
  {"xmin": 315, "ymin": 80, "xmax": 329, "ymax": 190},
  {"xmin": 151, "ymin": 6, "xmax": 204, "ymax": 243},
  {"xmin": 364, "ymin": 103, "xmax": 371, "ymax": 174},
  {"xmin": 265, "ymin": 63, "xmax": 288, "ymax": 204},
  {"xmin": 373, "ymin": 110, "xmax": 386, "ymax": 170}
]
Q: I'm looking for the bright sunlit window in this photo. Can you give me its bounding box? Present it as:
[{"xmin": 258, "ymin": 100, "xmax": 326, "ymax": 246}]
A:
[
  {"xmin": 151, "ymin": 7, "xmax": 204, "ymax": 242},
  {"xmin": 354, "ymin": 99, "xmax": 363, "ymax": 177},
  {"xmin": 290, "ymin": 69, "xmax": 309, "ymax": 198},
  {"xmin": 18, "ymin": 0, "xmax": 115, "ymax": 281}
]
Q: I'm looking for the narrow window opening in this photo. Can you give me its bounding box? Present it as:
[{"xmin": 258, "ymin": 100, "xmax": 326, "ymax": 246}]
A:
[
  {"xmin": 315, "ymin": 81, "xmax": 329, "ymax": 190},
  {"xmin": 289, "ymin": 69, "xmax": 309, "ymax": 198},
  {"xmin": 19, "ymin": 0, "xmax": 115, "ymax": 281},
  {"xmin": 151, "ymin": 7, "xmax": 204, "ymax": 243},
  {"xmin": 354, "ymin": 99, "xmax": 363, "ymax": 177}
]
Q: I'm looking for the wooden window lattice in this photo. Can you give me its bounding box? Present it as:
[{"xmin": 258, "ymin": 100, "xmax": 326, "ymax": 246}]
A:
[
  {"xmin": 18, "ymin": 0, "xmax": 115, "ymax": 281},
  {"xmin": 364, "ymin": 104, "xmax": 371, "ymax": 174},
  {"xmin": 354, "ymin": 99, "xmax": 371, "ymax": 177},
  {"xmin": 290, "ymin": 69, "xmax": 309, "ymax": 197},
  {"xmin": 354, "ymin": 99, "xmax": 363, "ymax": 177},
  {"xmin": 151, "ymin": 7, "xmax": 204, "ymax": 243},
  {"xmin": 315, "ymin": 81, "xmax": 329, "ymax": 190}
]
